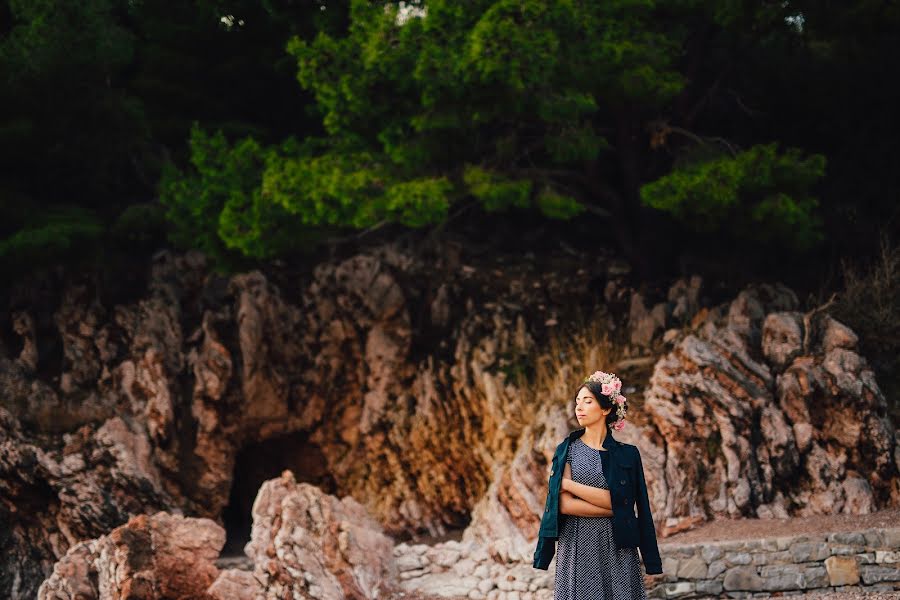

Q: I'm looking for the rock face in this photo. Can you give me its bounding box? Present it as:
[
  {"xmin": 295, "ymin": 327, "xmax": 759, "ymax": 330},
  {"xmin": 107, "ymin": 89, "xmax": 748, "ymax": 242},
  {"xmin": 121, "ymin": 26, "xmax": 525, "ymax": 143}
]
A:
[
  {"xmin": 1, "ymin": 246, "xmax": 898, "ymax": 598},
  {"xmin": 0, "ymin": 408, "xmax": 178, "ymax": 599},
  {"xmin": 638, "ymin": 284, "xmax": 899, "ymax": 535},
  {"xmin": 37, "ymin": 512, "xmax": 224, "ymax": 600}
]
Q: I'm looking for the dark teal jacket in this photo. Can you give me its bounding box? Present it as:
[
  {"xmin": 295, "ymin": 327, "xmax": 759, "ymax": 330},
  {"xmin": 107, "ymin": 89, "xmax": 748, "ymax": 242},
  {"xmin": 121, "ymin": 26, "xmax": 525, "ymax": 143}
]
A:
[{"xmin": 532, "ymin": 428, "xmax": 663, "ymax": 574}]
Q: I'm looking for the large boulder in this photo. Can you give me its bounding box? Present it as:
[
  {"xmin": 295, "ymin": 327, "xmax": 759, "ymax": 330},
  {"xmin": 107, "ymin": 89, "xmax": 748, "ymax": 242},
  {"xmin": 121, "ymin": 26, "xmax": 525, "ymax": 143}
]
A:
[
  {"xmin": 37, "ymin": 512, "xmax": 224, "ymax": 600},
  {"xmin": 209, "ymin": 470, "xmax": 397, "ymax": 600}
]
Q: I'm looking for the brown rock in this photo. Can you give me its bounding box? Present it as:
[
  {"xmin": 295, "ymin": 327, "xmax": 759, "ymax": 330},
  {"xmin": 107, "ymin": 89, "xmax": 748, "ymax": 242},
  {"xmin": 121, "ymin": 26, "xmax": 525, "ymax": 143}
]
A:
[
  {"xmin": 38, "ymin": 512, "xmax": 224, "ymax": 600},
  {"xmin": 762, "ymin": 312, "xmax": 804, "ymax": 370},
  {"xmin": 207, "ymin": 569, "xmax": 261, "ymax": 600},
  {"xmin": 242, "ymin": 471, "xmax": 396, "ymax": 600},
  {"xmin": 824, "ymin": 555, "xmax": 861, "ymax": 586},
  {"xmin": 641, "ymin": 285, "xmax": 897, "ymax": 529},
  {"xmin": 2, "ymin": 245, "xmax": 897, "ymax": 598}
]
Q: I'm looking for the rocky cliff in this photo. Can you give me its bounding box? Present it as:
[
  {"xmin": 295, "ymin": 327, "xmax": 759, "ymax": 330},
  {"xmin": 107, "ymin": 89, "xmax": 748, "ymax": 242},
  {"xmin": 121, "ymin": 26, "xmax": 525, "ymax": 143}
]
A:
[{"xmin": 1, "ymin": 244, "xmax": 897, "ymax": 598}]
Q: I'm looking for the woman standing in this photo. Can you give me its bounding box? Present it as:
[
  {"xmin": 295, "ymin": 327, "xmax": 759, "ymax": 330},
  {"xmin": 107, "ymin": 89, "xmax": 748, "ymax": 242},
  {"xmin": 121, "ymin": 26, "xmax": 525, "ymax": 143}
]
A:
[{"xmin": 532, "ymin": 371, "xmax": 663, "ymax": 599}]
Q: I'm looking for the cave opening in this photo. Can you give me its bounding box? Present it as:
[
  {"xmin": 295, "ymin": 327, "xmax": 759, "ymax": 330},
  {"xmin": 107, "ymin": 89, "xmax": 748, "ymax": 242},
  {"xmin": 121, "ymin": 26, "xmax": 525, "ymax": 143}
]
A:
[{"xmin": 221, "ymin": 431, "xmax": 336, "ymax": 556}]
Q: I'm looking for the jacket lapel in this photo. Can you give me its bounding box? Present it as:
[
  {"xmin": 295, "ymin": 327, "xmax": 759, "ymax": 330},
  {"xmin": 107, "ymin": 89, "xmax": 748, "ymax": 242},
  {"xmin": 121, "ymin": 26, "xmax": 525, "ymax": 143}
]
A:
[{"xmin": 601, "ymin": 429, "xmax": 620, "ymax": 477}]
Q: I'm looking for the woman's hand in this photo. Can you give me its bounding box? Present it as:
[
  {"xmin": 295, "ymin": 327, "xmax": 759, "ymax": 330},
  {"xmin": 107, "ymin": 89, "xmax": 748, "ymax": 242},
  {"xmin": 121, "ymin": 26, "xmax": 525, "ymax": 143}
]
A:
[
  {"xmin": 643, "ymin": 573, "xmax": 664, "ymax": 589},
  {"xmin": 560, "ymin": 475, "xmax": 571, "ymax": 492}
]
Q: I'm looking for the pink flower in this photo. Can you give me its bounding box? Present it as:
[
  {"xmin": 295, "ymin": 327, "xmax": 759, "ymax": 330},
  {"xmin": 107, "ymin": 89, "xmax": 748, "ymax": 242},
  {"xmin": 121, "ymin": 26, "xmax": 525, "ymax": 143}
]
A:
[
  {"xmin": 616, "ymin": 395, "xmax": 626, "ymax": 405},
  {"xmin": 613, "ymin": 379, "xmax": 622, "ymax": 392},
  {"xmin": 613, "ymin": 420, "xmax": 626, "ymax": 430},
  {"xmin": 601, "ymin": 383, "xmax": 615, "ymax": 396}
]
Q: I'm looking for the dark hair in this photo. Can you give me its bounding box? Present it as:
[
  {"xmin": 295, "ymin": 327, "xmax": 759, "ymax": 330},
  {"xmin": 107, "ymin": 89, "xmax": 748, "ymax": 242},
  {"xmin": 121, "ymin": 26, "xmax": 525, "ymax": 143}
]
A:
[{"xmin": 574, "ymin": 381, "xmax": 618, "ymax": 428}]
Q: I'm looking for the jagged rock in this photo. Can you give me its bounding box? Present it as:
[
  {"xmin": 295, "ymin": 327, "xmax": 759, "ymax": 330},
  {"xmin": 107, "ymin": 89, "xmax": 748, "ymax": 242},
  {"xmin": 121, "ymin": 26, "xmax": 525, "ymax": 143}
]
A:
[
  {"xmin": 0, "ymin": 407, "xmax": 178, "ymax": 599},
  {"xmin": 2, "ymin": 246, "xmax": 897, "ymax": 598},
  {"xmin": 37, "ymin": 512, "xmax": 224, "ymax": 600},
  {"xmin": 234, "ymin": 470, "xmax": 396, "ymax": 600},
  {"xmin": 640, "ymin": 285, "xmax": 899, "ymax": 530},
  {"xmin": 629, "ymin": 292, "xmax": 669, "ymax": 348},
  {"xmin": 762, "ymin": 312, "xmax": 804, "ymax": 370}
]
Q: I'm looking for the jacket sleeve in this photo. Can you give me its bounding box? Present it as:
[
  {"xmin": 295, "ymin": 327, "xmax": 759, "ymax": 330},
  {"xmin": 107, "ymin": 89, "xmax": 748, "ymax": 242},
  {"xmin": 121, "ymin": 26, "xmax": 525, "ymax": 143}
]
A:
[{"xmin": 635, "ymin": 448, "xmax": 663, "ymax": 574}]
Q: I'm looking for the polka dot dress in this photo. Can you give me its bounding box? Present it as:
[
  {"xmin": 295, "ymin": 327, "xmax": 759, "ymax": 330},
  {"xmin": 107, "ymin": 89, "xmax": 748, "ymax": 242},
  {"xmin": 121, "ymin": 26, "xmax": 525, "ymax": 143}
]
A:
[{"xmin": 554, "ymin": 438, "xmax": 648, "ymax": 600}]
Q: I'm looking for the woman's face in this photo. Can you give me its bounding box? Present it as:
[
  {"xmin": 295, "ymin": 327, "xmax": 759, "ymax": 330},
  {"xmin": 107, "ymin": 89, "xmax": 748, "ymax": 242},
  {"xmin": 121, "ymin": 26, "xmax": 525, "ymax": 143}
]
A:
[{"xmin": 574, "ymin": 385, "xmax": 611, "ymax": 427}]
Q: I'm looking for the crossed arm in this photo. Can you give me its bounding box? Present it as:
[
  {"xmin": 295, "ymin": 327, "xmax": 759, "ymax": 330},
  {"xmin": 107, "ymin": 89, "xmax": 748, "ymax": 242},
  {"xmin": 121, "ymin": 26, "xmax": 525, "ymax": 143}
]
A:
[{"xmin": 559, "ymin": 461, "xmax": 614, "ymax": 517}]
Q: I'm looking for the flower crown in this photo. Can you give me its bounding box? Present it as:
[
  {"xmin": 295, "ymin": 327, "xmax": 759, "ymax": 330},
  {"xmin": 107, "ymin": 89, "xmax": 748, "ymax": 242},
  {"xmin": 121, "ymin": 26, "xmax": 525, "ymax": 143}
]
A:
[{"xmin": 583, "ymin": 370, "xmax": 628, "ymax": 431}]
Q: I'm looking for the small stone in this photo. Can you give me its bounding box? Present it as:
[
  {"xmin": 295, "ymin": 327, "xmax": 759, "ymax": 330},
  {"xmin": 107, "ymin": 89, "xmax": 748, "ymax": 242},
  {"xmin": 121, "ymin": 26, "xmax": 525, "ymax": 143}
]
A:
[
  {"xmin": 875, "ymin": 550, "xmax": 900, "ymax": 563},
  {"xmin": 761, "ymin": 571, "xmax": 804, "ymax": 591},
  {"xmin": 860, "ymin": 564, "xmax": 900, "ymax": 584},
  {"xmin": 701, "ymin": 545, "xmax": 723, "ymax": 562},
  {"xmin": 453, "ymin": 558, "xmax": 478, "ymax": 576},
  {"xmin": 882, "ymin": 528, "xmax": 900, "ymax": 549},
  {"xmin": 708, "ymin": 560, "xmax": 727, "ymax": 579},
  {"xmin": 397, "ymin": 553, "xmax": 428, "ymax": 571},
  {"xmin": 828, "ymin": 531, "xmax": 866, "ymax": 545},
  {"xmin": 723, "ymin": 566, "xmax": 764, "ymax": 591},
  {"xmin": 431, "ymin": 548, "xmax": 461, "ymax": 568},
  {"xmin": 863, "ymin": 529, "xmax": 885, "ymax": 548},
  {"xmin": 662, "ymin": 557, "xmax": 679, "ymax": 575},
  {"xmin": 824, "ymin": 555, "xmax": 860, "ymax": 586},
  {"xmin": 696, "ymin": 580, "xmax": 723, "ymax": 595},
  {"xmin": 676, "ymin": 556, "xmax": 707, "ymax": 579},
  {"xmin": 725, "ymin": 552, "xmax": 752, "ymax": 566},
  {"xmin": 788, "ymin": 541, "xmax": 829, "ymax": 562},
  {"xmin": 803, "ymin": 565, "xmax": 828, "ymax": 589},
  {"xmin": 662, "ymin": 581, "xmax": 695, "ymax": 598},
  {"xmin": 399, "ymin": 568, "xmax": 429, "ymax": 580}
]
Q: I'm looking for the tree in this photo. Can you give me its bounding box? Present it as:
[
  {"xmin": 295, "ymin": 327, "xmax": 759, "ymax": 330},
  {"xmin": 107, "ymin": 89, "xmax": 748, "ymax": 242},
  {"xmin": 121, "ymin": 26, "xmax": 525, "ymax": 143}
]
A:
[{"xmin": 255, "ymin": 0, "xmax": 826, "ymax": 273}]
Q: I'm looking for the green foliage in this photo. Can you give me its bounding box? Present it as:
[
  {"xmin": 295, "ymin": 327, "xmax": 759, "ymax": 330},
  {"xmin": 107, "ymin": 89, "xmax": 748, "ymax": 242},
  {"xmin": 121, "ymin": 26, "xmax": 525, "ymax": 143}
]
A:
[
  {"xmin": 2, "ymin": 0, "xmax": 897, "ymax": 275},
  {"xmin": 161, "ymin": 126, "xmax": 355, "ymax": 262},
  {"xmin": 639, "ymin": 144, "xmax": 826, "ymax": 249},
  {"xmin": 0, "ymin": 206, "xmax": 104, "ymax": 263},
  {"xmin": 263, "ymin": 150, "xmax": 454, "ymax": 228},
  {"xmin": 536, "ymin": 188, "xmax": 585, "ymax": 220},
  {"xmin": 0, "ymin": 0, "xmax": 339, "ymax": 272},
  {"xmin": 462, "ymin": 166, "xmax": 532, "ymax": 212},
  {"xmin": 262, "ymin": 150, "xmax": 389, "ymax": 228},
  {"xmin": 160, "ymin": 125, "xmax": 287, "ymax": 260},
  {"xmin": 382, "ymin": 178, "xmax": 454, "ymax": 227},
  {"xmin": 260, "ymin": 0, "xmax": 688, "ymax": 250}
]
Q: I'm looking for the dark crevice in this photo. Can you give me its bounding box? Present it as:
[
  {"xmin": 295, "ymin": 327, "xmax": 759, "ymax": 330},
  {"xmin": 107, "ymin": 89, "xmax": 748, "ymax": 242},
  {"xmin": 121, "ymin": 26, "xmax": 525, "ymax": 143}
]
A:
[{"xmin": 220, "ymin": 431, "xmax": 335, "ymax": 556}]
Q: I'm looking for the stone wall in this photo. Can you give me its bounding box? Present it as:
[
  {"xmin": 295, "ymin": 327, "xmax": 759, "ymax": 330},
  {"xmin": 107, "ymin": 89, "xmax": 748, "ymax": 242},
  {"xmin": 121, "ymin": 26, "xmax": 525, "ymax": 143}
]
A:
[
  {"xmin": 395, "ymin": 527, "xmax": 900, "ymax": 599},
  {"xmin": 652, "ymin": 527, "xmax": 900, "ymax": 598}
]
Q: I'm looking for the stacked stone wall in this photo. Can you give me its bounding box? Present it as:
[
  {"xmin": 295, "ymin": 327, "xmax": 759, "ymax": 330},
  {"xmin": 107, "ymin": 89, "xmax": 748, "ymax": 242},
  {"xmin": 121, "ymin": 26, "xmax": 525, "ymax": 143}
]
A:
[{"xmin": 395, "ymin": 527, "xmax": 900, "ymax": 599}]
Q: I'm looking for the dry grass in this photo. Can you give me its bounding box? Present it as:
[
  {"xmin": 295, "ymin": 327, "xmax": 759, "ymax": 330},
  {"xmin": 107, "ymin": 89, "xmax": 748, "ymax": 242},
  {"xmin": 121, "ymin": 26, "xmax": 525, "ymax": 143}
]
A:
[
  {"xmin": 827, "ymin": 235, "xmax": 900, "ymax": 425},
  {"xmin": 527, "ymin": 311, "xmax": 626, "ymax": 407}
]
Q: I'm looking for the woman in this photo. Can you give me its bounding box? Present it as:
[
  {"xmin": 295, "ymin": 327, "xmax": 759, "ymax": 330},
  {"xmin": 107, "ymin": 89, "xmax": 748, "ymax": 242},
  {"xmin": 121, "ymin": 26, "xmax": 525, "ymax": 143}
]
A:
[{"xmin": 532, "ymin": 371, "xmax": 663, "ymax": 599}]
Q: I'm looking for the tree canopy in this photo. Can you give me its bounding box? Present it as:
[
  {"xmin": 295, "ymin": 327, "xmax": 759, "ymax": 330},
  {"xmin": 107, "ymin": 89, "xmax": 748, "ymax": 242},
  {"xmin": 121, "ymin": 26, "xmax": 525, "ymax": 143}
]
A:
[{"xmin": 2, "ymin": 0, "xmax": 898, "ymax": 277}]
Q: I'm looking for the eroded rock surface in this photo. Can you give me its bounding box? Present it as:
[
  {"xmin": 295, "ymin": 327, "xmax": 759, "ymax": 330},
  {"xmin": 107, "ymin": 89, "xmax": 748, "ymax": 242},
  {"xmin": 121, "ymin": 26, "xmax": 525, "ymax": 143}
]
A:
[
  {"xmin": 37, "ymin": 512, "xmax": 224, "ymax": 600},
  {"xmin": 2, "ymin": 246, "xmax": 897, "ymax": 599},
  {"xmin": 208, "ymin": 470, "xmax": 396, "ymax": 600}
]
